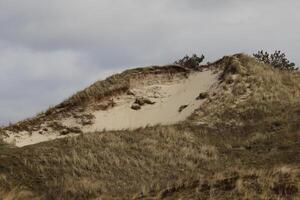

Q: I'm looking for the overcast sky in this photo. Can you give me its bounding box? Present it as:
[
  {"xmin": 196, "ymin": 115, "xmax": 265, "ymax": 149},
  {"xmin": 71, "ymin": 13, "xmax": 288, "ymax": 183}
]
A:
[{"xmin": 0, "ymin": 0, "xmax": 299, "ymax": 125}]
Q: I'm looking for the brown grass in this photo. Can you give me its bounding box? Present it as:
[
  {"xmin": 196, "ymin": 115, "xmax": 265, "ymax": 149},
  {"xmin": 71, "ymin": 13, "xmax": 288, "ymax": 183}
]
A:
[
  {"xmin": 0, "ymin": 120, "xmax": 299, "ymax": 199},
  {"xmin": 191, "ymin": 54, "xmax": 300, "ymax": 128},
  {"xmin": 0, "ymin": 54, "xmax": 299, "ymax": 199}
]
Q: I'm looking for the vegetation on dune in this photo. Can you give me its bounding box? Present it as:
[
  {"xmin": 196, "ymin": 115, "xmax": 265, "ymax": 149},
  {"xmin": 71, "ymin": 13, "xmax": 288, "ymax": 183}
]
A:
[
  {"xmin": 191, "ymin": 54, "xmax": 300, "ymax": 126},
  {"xmin": 0, "ymin": 120, "xmax": 299, "ymax": 199},
  {"xmin": 0, "ymin": 138, "xmax": 7, "ymax": 149},
  {"xmin": 253, "ymin": 50, "xmax": 297, "ymax": 70},
  {"xmin": 174, "ymin": 54, "xmax": 205, "ymax": 70},
  {"xmin": 0, "ymin": 54, "xmax": 299, "ymax": 199},
  {"xmin": 60, "ymin": 65, "xmax": 190, "ymax": 108}
]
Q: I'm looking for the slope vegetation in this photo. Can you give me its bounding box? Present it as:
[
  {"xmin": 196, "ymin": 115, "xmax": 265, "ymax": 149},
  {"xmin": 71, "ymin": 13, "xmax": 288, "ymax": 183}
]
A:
[{"xmin": 0, "ymin": 54, "xmax": 299, "ymax": 200}]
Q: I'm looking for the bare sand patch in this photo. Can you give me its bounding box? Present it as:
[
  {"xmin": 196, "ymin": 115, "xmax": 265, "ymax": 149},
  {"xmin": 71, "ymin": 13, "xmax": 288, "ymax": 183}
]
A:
[{"xmin": 83, "ymin": 70, "xmax": 217, "ymax": 131}]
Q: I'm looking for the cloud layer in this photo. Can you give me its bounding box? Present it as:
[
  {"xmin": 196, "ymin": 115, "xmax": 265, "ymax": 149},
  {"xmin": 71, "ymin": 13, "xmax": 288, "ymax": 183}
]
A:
[{"xmin": 0, "ymin": 0, "xmax": 299, "ymax": 125}]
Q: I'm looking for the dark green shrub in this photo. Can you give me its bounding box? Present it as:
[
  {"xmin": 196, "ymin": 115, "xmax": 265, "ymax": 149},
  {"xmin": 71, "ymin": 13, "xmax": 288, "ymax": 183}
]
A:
[
  {"xmin": 174, "ymin": 54, "xmax": 205, "ymax": 69},
  {"xmin": 253, "ymin": 50, "xmax": 296, "ymax": 70}
]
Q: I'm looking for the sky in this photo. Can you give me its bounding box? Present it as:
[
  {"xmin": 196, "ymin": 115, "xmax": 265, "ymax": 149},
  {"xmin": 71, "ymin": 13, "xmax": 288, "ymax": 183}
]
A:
[{"xmin": 0, "ymin": 0, "xmax": 299, "ymax": 125}]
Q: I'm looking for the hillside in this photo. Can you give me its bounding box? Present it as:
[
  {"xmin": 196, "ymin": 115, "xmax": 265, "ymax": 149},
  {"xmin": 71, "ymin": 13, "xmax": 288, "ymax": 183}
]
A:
[
  {"xmin": 1, "ymin": 63, "xmax": 218, "ymax": 147},
  {"xmin": 0, "ymin": 54, "xmax": 299, "ymax": 199}
]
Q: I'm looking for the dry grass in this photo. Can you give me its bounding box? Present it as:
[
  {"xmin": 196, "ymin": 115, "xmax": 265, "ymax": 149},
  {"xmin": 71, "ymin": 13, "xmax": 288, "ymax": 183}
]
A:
[
  {"xmin": 0, "ymin": 54, "xmax": 299, "ymax": 199},
  {"xmin": 0, "ymin": 126, "xmax": 218, "ymax": 199},
  {"xmin": 0, "ymin": 120, "xmax": 299, "ymax": 199},
  {"xmin": 54, "ymin": 64, "xmax": 189, "ymax": 110},
  {"xmin": 191, "ymin": 54, "xmax": 300, "ymax": 128},
  {"xmin": 144, "ymin": 167, "xmax": 300, "ymax": 200}
]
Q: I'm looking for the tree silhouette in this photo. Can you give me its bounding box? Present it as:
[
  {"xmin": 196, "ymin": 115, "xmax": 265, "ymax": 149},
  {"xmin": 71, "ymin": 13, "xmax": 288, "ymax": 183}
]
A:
[
  {"xmin": 253, "ymin": 50, "xmax": 296, "ymax": 70},
  {"xmin": 174, "ymin": 54, "xmax": 205, "ymax": 69}
]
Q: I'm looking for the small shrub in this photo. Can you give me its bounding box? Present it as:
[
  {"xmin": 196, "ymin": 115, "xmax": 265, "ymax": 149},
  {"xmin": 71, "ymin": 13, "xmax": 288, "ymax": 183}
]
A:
[
  {"xmin": 178, "ymin": 105, "xmax": 188, "ymax": 112},
  {"xmin": 174, "ymin": 54, "xmax": 205, "ymax": 69},
  {"xmin": 134, "ymin": 97, "xmax": 155, "ymax": 106},
  {"xmin": 131, "ymin": 103, "xmax": 141, "ymax": 110},
  {"xmin": 253, "ymin": 50, "xmax": 296, "ymax": 70},
  {"xmin": 196, "ymin": 92, "xmax": 209, "ymax": 100}
]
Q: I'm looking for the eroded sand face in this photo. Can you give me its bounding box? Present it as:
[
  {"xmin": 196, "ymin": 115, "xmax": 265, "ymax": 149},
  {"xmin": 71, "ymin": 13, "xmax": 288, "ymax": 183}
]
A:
[
  {"xmin": 82, "ymin": 70, "xmax": 217, "ymax": 131},
  {"xmin": 4, "ymin": 70, "xmax": 218, "ymax": 147}
]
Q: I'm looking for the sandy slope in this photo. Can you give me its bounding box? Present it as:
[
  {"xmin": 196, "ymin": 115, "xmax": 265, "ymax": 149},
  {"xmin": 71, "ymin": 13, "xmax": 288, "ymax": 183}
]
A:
[
  {"xmin": 82, "ymin": 70, "xmax": 217, "ymax": 131},
  {"xmin": 4, "ymin": 69, "xmax": 218, "ymax": 147}
]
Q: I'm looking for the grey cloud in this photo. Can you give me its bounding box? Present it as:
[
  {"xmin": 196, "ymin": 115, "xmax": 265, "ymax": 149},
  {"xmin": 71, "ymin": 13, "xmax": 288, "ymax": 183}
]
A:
[
  {"xmin": 0, "ymin": 0, "xmax": 299, "ymax": 125},
  {"xmin": 0, "ymin": 46, "xmax": 118, "ymax": 124}
]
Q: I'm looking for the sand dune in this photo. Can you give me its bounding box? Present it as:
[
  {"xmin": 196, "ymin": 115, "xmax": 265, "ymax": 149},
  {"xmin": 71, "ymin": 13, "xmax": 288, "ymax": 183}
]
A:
[{"xmin": 3, "ymin": 69, "xmax": 218, "ymax": 147}]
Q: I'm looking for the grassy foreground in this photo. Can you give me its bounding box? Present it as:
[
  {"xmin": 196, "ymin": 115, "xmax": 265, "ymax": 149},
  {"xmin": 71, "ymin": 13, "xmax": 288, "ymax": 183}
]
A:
[{"xmin": 0, "ymin": 54, "xmax": 299, "ymax": 199}]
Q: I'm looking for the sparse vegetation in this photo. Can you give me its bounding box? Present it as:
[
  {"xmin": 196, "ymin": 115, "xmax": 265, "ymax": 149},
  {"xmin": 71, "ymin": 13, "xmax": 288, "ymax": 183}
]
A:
[
  {"xmin": 178, "ymin": 105, "xmax": 188, "ymax": 112},
  {"xmin": 131, "ymin": 103, "xmax": 141, "ymax": 110},
  {"xmin": 0, "ymin": 138, "xmax": 6, "ymax": 149},
  {"xmin": 196, "ymin": 92, "xmax": 208, "ymax": 100},
  {"xmin": 134, "ymin": 97, "xmax": 155, "ymax": 106},
  {"xmin": 93, "ymin": 99, "xmax": 116, "ymax": 111},
  {"xmin": 253, "ymin": 50, "xmax": 297, "ymax": 70},
  {"xmin": 174, "ymin": 54, "xmax": 205, "ymax": 69}
]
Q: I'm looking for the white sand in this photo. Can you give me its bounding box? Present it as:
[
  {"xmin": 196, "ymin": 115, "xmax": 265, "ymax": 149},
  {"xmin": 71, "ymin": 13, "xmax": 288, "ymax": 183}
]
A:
[{"xmin": 83, "ymin": 70, "xmax": 217, "ymax": 132}]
